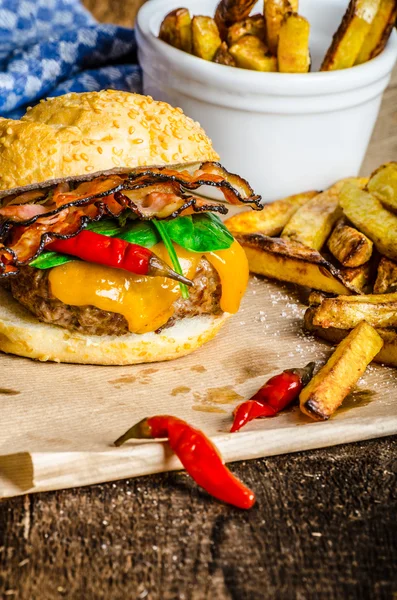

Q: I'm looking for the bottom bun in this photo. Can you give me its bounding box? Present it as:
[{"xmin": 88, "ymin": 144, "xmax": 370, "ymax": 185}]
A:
[{"xmin": 0, "ymin": 288, "xmax": 231, "ymax": 365}]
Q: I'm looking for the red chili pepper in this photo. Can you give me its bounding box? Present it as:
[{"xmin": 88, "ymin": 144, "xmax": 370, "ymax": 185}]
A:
[
  {"xmin": 114, "ymin": 415, "xmax": 255, "ymax": 510},
  {"xmin": 48, "ymin": 230, "xmax": 192, "ymax": 285},
  {"xmin": 231, "ymin": 362, "xmax": 315, "ymax": 433}
]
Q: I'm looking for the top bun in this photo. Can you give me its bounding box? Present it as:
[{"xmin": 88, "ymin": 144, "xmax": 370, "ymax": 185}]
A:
[{"xmin": 0, "ymin": 90, "xmax": 219, "ymax": 192}]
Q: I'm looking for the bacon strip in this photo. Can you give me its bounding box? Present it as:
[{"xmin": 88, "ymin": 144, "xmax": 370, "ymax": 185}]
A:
[{"xmin": 0, "ymin": 163, "xmax": 262, "ymax": 276}]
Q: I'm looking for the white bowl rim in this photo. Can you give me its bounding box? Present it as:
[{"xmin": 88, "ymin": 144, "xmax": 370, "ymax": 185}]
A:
[{"xmin": 137, "ymin": 0, "xmax": 397, "ymax": 96}]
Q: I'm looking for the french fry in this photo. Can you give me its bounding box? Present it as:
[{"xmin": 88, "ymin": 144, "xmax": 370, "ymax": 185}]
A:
[
  {"xmin": 307, "ymin": 291, "xmax": 328, "ymax": 306},
  {"xmin": 305, "ymin": 310, "xmax": 397, "ymax": 367},
  {"xmin": 304, "ymin": 309, "xmax": 396, "ymax": 367},
  {"xmin": 159, "ymin": 8, "xmax": 193, "ymax": 53},
  {"xmin": 235, "ymin": 234, "xmax": 357, "ymax": 294},
  {"xmin": 281, "ymin": 182, "xmax": 345, "ymax": 251},
  {"xmin": 356, "ymin": 0, "xmax": 397, "ymax": 63},
  {"xmin": 263, "ymin": 0, "xmax": 291, "ymax": 55},
  {"xmin": 215, "ymin": 0, "xmax": 258, "ymax": 39},
  {"xmin": 192, "ymin": 16, "xmax": 222, "ymax": 61},
  {"xmin": 229, "ymin": 35, "xmax": 278, "ymax": 71},
  {"xmin": 224, "ymin": 190, "xmax": 317, "ymax": 236},
  {"xmin": 227, "ymin": 14, "xmax": 266, "ymax": 45},
  {"xmin": 311, "ymin": 292, "xmax": 397, "ymax": 329},
  {"xmin": 327, "ymin": 218, "xmax": 373, "ymax": 267},
  {"xmin": 340, "ymin": 182, "xmax": 397, "ymax": 261},
  {"xmin": 213, "ymin": 41, "xmax": 237, "ymax": 65},
  {"xmin": 339, "ymin": 262, "xmax": 372, "ymax": 294},
  {"xmin": 374, "ymin": 257, "xmax": 397, "ymax": 293},
  {"xmin": 320, "ymin": 0, "xmax": 381, "ymax": 71},
  {"xmin": 367, "ymin": 162, "xmax": 397, "ymax": 212},
  {"xmin": 299, "ymin": 321, "xmax": 383, "ymax": 420},
  {"xmin": 277, "ymin": 13, "xmax": 311, "ymax": 73}
]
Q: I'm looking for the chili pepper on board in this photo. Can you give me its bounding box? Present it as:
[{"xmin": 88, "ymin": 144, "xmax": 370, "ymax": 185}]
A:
[
  {"xmin": 114, "ymin": 415, "xmax": 255, "ymax": 510},
  {"xmin": 48, "ymin": 230, "xmax": 193, "ymax": 286},
  {"xmin": 231, "ymin": 362, "xmax": 316, "ymax": 433}
]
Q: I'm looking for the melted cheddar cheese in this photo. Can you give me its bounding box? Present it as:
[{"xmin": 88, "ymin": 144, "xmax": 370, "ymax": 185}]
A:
[{"xmin": 48, "ymin": 240, "xmax": 248, "ymax": 334}]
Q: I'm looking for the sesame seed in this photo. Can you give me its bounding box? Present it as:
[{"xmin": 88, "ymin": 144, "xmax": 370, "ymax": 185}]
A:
[
  {"xmin": 73, "ymin": 154, "xmax": 80, "ymax": 161},
  {"xmin": 63, "ymin": 156, "xmax": 72, "ymax": 163},
  {"xmin": 128, "ymin": 110, "xmax": 138, "ymax": 118},
  {"xmin": 132, "ymin": 138, "xmax": 144, "ymax": 144},
  {"xmin": 128, "ymin": 126, "xmax": 135, "ymax": 135},
  {"xmin": 85, "ymin": 166, "xmax": 94, "ymax": 172},
  {"xmin": 113, "ymin": 121, "xmax": 120, "ymax": 128},
  {"xmin": 112, "ymin": 157, "xmax": 120, "ymax": 166},
  {"xmin": 161, "ymin": 152, "xmax": 168, "ymax": 162},
  {"xmin": 81, "ymin": 153, "xmax": 89, "ymax": 161},
  {"xmin": 49, "ymin": 148, "xmax": 57, "ymax": 156},
  {"xmin": 97, "ymin": 147, "xmax": 103, "ymax": 154},
  {"xmin": 82, "ymin": 139, "xmax": 90, "ymax": 146},
  {"xmin": 71, "ymin": 140, "xmax": 79, "ymax": 146},
  {"xmin": 112, "ymin": 147, "xmax": 123, "ymax": 157}
]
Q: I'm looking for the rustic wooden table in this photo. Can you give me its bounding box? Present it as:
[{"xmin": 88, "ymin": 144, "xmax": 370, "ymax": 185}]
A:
[{"xmin": 1, "ymin": 2, "xmax": 397, "ymax": 598}]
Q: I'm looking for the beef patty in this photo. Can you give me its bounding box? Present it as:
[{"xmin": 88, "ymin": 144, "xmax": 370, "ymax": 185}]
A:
[{"xmin": 8, "ymin": 259, "xmax": 222, "ymax": 336}]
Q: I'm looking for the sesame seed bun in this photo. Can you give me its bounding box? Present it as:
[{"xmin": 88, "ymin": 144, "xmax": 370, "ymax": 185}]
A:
[
  {"xmin": 0, "ymin": 287, "xmax": 230, "ymax": 365},
  {"xmin": 0, "ymin": 90, "xmax": 219, "ymax": 191}
]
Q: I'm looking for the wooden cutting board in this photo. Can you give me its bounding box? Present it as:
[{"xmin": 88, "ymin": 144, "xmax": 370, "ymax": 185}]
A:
[{"xmin": 1, "ymin": 276, "xmax": 396, "ymax": 498}]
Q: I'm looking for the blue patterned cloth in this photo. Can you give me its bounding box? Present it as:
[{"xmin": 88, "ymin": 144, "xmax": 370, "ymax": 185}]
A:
[{"xmin": 0, "ymin": 0, "xmax": 142, "ymax": 119}]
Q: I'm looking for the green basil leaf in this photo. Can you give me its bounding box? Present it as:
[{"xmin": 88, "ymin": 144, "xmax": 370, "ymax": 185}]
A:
[
  {"xmin": 117, "ymin": 221, "xmax": 160, "ymax": 248},
  {"xmin": 165, "ymin": 213, "xmax": 234, "ymax": 252},
  {"xmin": 86, "ymin": 219, "xmax": 123, "ymax": 237},
  {"xmin": 152, "ymin": 219, "xmax": 189, "ymax": 299},
  {"xmin": 29, "ymin": 251, "xmax": 72, "ymax": 269}
]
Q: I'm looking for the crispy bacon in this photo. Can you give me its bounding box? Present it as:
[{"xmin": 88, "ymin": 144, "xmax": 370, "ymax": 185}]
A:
[{"xmin": 0, "ymin": 162, "xmax": 262, "ymax": 276}]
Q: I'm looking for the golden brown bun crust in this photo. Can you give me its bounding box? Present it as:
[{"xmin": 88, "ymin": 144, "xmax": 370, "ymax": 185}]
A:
[
  {"xmin": 0, "ymin": 90, "xmax": 219, "ymax": 191},
  {"xmin": 0, "ymin": 288, "xmax": 230, "ymax": 365}
]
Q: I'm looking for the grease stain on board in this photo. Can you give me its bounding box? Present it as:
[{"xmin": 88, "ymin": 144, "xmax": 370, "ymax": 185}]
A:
[
  {"xmin": 337, "ymin": 389, "xmax": 376, "ymax": 414},
  {"xmin": 171, "ymin": 386, "xmax": 191, "ymax": 396},
  {"xmin": 226, "ymin": 348, "xmax": 279, "ymax": 385},
  {"xmin": 108, "ymin": 375, "xmax": 137, "ymax": 387},
  {"xmin": 191, "ymin": 365, "xmax": 206, "ymax": 373},
  {"xmin": 192, "ymin": 405, "xmax": 227, "ymax": 414},
  {"xmin": 0, "ymin": 388, "xmax": 20, "ymax": 395},
  {"xmin": 108, "ymin": 367, "xmax": 159, "ymax": 388},
  {"xmin": 192, "ymin": 385, "xmax": 243, "ymax": 414},
  {"xmin": 195, "ymin": 386, "xmax": 243, "ymax": 405}
]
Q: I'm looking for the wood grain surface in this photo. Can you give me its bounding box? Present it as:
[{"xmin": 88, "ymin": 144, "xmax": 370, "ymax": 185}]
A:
[{"xmin": 1, "ymin": 1, "xmax": 397, "ymax": 598}]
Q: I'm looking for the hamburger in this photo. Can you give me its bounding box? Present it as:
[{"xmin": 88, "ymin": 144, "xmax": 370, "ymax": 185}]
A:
[{"xmin": 0, "ymin": 90, "xmax": 260, "ymax": 365}]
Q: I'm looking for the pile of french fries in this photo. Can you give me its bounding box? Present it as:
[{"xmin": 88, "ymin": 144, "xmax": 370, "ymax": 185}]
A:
[
  {"xmin": 159, "ymin": 0, "xmax": 310, "ymax": 73},
  {"xmin": 158, "ymin": 0, "xmax": 397, "ymax": 73},
  {"xmin": 226, "ymin": 163, "xmax": 397, "ymax": 420}
]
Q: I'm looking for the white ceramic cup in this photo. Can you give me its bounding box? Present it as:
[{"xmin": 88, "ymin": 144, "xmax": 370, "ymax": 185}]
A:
[{"xmin": 136, "ymin": 0, "xmax": 397, "ymax": 201}]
